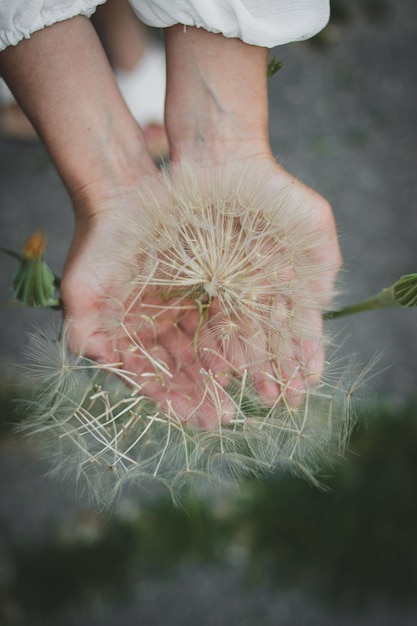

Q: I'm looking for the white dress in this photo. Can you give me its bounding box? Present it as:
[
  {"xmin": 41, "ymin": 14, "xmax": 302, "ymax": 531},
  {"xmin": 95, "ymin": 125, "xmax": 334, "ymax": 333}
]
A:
[{"xmin": 0, "ymin": 0, "xmax": 329, "ymax": 51}]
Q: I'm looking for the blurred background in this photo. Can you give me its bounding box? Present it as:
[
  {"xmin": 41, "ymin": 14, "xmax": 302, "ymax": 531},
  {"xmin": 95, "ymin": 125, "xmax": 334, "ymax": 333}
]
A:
[{"xmin": 0, "ymin": 0, "xmax": 416, "ymax": 624}]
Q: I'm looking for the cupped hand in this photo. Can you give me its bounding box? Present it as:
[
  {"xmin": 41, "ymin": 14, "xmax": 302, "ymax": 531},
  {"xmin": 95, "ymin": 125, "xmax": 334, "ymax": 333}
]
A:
[
  {"xmin": 60, "ymin": 180, "xmax": 234, "ymax": 429},
  {"xmin": 167, "ymin": 157, "xmax": 342, "ymax": 409}
]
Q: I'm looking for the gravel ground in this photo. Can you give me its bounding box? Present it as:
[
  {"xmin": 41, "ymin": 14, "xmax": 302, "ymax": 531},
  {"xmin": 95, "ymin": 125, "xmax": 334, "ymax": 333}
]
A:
[{"xmin": 0, "ymin": 1, "xmax": 416, "ymax": 624}]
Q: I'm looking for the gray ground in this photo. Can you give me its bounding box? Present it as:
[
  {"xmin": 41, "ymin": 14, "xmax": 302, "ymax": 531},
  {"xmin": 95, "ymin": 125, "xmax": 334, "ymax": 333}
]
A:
[{"xmin": 0, "ymin": 1, "xmax": 416, "ymax": 624}]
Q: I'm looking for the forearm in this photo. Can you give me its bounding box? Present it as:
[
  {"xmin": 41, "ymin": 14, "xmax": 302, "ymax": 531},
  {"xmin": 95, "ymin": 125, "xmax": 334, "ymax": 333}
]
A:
[
  {"xmin": 0, "ymin": 15, "xmax": 154, "ymax": 206},
  {"xmin": 164, "ymin": 25, "xmax": 271, "ymax": 164}
]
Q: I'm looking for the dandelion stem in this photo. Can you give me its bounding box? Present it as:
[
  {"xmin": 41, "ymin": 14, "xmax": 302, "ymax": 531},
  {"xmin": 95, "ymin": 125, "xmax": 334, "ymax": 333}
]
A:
[
  {"xmin": 324, "ymin": 291, "xmax": 395, "ymax": 320},
  {"xmin": 324, "ymin": 274, "xmax": 417, "ymax": 320}
]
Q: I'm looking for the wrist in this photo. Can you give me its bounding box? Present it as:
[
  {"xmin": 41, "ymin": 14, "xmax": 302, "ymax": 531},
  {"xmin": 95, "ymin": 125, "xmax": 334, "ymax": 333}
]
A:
[
  {"xmin": 69, "ymin": 156, "xmax": 159, "ymax": 226},
  {"xmin": 164, "ymin": 25, "xmax": 271, "ymax": 165},
  {"xmin": 0, "ymin": 16, "xmax": 156, "ymax": 205},
  {"xmin": 67, "ymin": 127, "xmax": 157, "ymax": 216},
  {"xmin": 168, "ymin": 134, "xmax": 272, "ymax": 166}
]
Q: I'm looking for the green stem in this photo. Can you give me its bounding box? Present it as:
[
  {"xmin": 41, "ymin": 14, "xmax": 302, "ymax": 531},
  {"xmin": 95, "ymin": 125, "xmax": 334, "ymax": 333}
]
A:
[
  {"xmin": 324, "ymin": 274, "xmax": 417, "ymax": 321},
  {"xmin": 323, "ymin": 289, "xmax": 396, "ymax": 320}
]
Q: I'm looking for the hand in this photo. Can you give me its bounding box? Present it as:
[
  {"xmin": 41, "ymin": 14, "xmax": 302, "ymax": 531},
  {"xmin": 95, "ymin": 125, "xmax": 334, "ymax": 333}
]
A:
[
  {"xmin": 163, "ymin": 26, "xmax": 342, "ymax": 411},
  {"xmin": 212, "ymin": 157, "xmax": 341, "ymax": 406},
  {"xmin": 154, "ymin": 158, "xmax": 342, "ymax": 410},
  {"xmin": 60, "ymin": 182, "xmax": 235, "ymax": 429}
]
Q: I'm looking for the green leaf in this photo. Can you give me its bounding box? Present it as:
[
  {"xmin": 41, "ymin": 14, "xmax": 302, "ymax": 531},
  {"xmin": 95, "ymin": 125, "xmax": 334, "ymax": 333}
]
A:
[{"xmin": 267, "ymin": 56, "xmax": 283, "ymax": 79}]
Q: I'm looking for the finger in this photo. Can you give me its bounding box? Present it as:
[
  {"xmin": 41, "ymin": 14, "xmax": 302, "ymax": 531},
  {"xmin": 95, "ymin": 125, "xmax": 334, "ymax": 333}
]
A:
[
  {"xmin": 118, "ymin": 330, "xmax": 175, "ymax": 387},
  {"xmin": 295, "ymin": 308, "xmax": 325, "ymax": 386},
  {"xmin": 157, "ymin": 320, "xmax": 196, "ymax": 373},
  {"xmin": 271, "ymin": 306, "xmax": 325, "ymax": 407},
  {"xmin": 203, "ymin": 303, "xmax": 250, "ymax": 375},
  {"xmin": 177, "ymin": 302, "xmax": 238, "ymax": 384},
  {"xmin": 267, "ymin": 327, "xmax": 306, "ymax": 408},
  {"xmin": 236, "ymin": 324, "xmax": 280, "ymax": 406},
  {"xmin": 119, "ymin": 321, "xmax": 236, "ymax": 429},
  {"xmin": 64, "ymin": 316, "xmax": 116, "ymax": 364}
]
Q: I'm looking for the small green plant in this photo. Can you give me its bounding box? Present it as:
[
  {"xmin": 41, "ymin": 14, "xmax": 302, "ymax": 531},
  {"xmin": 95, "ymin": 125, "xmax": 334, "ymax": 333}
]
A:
[
  {"xmin": 1, "ymin": 230, "xmax": 60, "ymax": 308},
  {"xmin": 267, "ymin": 56, "xmax": 283, "ymax": 78}
]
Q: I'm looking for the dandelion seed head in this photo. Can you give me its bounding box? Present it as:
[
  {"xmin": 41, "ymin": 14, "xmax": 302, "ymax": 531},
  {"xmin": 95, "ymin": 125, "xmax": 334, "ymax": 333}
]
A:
[
  {"xmin": 125, "ymin": 163, "xmax": 334, "ymax": 327},
  {"xmin": 19, "ymin": 162, "xmax": 365, "ymax": 506},
  {"xmin": 20, "ymin": 326, "xmax": 366, "ymax": 507}
]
